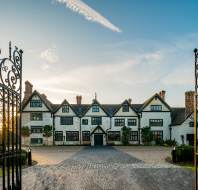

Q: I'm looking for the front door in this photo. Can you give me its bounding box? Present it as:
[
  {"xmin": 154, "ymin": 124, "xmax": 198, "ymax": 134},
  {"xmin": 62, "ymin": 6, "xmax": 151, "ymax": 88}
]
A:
[{"xmin": 94, "ymin": 134, "xmax": 103, "ymax": 146}]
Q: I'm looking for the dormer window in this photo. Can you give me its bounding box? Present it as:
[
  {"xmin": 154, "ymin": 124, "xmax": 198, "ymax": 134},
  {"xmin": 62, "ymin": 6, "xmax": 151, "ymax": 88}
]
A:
[
  {"xmin": 30, "ymin": 100, "xmax": 42, "ymax": 107},
  {"xmin": 62, "ymin": 105, "xmax": 69, "ymax": 113},
  {"xmin": 150, "ymin": 105, "xmax": 162, "ymax": 111},
  {"xmin": 92, "ymin": 105, "xmax": 99, "ymax": 112},
  {"xmin": 122, "ymin": 104, "xmax": 129, "ymax": 112}
]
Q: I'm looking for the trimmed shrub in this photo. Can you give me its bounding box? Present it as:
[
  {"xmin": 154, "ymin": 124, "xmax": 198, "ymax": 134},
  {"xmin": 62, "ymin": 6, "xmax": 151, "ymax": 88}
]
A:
[
  {"xmin": 164, "ymin": 139, "xmax": 177, "ymax": 147},
  {"xmin": 155, "ymin": 139, "xmax": 164, "ymax": 146},
  {"xmin": 173, "ymin": 145, "xmax": 194, "ymax": 162},
  {"xmin": 0, "ymin": 149, "xmax": 27, "ymax": 166}
]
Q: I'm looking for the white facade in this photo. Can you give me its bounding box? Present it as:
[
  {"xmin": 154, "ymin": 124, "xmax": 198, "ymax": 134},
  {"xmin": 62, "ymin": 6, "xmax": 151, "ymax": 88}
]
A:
[
  {"xmin": 22, "ymin": 91, "xmax": 183, "ymax": 146},
  {"xmin": 172, "ymin": 114, "xmax": 194, "ymax": 145}
]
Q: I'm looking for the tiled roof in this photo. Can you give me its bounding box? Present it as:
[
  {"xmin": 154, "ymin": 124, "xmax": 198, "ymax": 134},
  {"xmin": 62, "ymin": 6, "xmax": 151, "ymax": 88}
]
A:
[{"xmin": 171, "ymin": 107, "xmax": 188, "ymax": 126}]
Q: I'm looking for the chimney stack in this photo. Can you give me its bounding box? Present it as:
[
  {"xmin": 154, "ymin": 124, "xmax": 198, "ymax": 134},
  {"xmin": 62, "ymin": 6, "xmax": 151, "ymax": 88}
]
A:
[
  {"xmin": 128, "ymin": 98, "xmax": 132, "ymax": 105},
  {"xmin": 159, "ymin": 90, "xmax": 166, "ymax": 101},
  {"xmin": 23, "ymin": 81, "xmax": 33, "ymax": 103},
  {"xmin": 76, "ymin": 95, "xmax": 82, "ymax": 105},
  {"xmin": 185, "ymin": 91, "xmax": 195, "ymax": 116}
]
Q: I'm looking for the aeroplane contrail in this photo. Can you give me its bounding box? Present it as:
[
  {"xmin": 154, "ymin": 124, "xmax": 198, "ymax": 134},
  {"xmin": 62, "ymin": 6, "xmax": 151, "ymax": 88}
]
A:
[{"xmin": 56, "ymin": 0, "xmax": 122, "ymax": 33}]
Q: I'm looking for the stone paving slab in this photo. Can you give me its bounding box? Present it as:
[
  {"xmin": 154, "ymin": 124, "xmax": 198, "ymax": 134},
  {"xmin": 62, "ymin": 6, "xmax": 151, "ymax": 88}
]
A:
[{"xmin": 0, "ymin": 146, "xmax": 194, "ymax": 190}]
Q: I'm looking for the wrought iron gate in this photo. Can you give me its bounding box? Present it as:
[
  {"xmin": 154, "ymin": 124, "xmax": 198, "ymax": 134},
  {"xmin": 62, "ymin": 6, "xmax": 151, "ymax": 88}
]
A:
[
  {"xmin": 194, "ymin": 48, "xmax": 198, "ymax": 190},
  {"xmin": 0, "ymin": 42, "xmax": 23, "ymax": 190}
]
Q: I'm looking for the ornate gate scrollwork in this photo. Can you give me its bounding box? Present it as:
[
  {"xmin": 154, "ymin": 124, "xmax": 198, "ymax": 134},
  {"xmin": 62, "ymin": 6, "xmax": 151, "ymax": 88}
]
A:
[{"xmin": 0, "ymin": 42, "xmax": 23, "ymax": 190}]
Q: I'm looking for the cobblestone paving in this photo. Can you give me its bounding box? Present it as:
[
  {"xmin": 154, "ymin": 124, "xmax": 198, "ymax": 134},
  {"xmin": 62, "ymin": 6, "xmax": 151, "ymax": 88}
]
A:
[{"xmin": 19, "ymin": 146, "xmax": 194, "ymax": 190}]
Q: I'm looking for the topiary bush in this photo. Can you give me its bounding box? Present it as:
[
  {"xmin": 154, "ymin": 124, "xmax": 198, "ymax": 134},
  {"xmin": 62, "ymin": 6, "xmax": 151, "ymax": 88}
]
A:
[{"xmin": 164, "ymin": 139, "xmax": 177, "ymax": 147}]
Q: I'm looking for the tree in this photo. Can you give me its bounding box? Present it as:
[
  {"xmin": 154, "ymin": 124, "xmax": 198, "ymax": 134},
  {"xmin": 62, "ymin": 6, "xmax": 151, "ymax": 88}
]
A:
[
  {"xmin": 21, "ymin": 126, "xmax": 30, "ymax": 145},
  {"xmin": 21, "ymin": 126, "xmax": 30, "ymax": 137},
  {"xmin": 121, "ymin": 126, "xmax": 131, "ymax": 145},
  {"xmin": 43, "ymin": 125, "xmax": 52, "ymax": 145},
  {"xmin": 141, "ymin": 126, "xmax": 153, "ymax": 145}
]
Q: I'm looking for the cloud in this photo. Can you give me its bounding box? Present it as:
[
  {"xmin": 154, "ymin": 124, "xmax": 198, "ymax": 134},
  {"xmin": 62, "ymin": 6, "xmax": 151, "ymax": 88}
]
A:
[
  {"xmin": 40, "ymin": 46, "xmax": 59, "ymax": 64},
  {"xmin": 55, "ymin": 0, "xmax": 121, "ymax": 33}
]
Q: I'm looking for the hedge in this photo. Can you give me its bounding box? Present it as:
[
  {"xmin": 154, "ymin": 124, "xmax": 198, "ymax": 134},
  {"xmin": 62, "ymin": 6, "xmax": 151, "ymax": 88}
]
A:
[
  {"xmin": 0, "ymin": 149, "xmax": 27, "ymax": 166},
  {"xmin": 173, "ymin": 145, "xmax": 194, "ymax": 162}
]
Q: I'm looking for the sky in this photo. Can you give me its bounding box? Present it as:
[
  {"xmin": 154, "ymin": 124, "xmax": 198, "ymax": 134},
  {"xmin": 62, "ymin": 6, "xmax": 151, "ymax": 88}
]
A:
[{"xmin": 0, "ymin": 0, "xmax": 198, "ymax": 106}]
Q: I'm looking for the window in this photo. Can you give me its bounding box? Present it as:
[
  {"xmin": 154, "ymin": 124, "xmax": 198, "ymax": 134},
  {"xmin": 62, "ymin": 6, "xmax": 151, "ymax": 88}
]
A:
[
  {"xmin": 82, "ymin": 119, "xmax": 88, "ymax": 125},
  {"xmin": 62, "ymin": 105, "xmax": 69, "ymax": 113},
  {"xmin": 30, "ymin": 100, "xmax": 42, "ymax": 107},
  {"xmin": 152, "ymin": 131, "xmax": 163, "ymax": 140},
  {"xmin": 128, "ymin": 119, "xmax": 137, "ymax": 126},
  {"xmin": 31, "ymin": 126, "xmax": 43, "ymax": 133},
  {"xmin": 82, "ymin": 131, "xmax": 90, "ymax": 141},
  {"xmin": 130, "ymin": 131, "xmax": 138, "ymax": 141},
  {"xmin": 66, "ymin": 131, "xmax": 79, "ymax": 141},
  {"xmin": 149, "ymin": 119, "xmax": 163, "ymax": 127},
  {"xmin": 55, "ymin": 131, "xmax": 63, "ymax": 141},
  {"xmin": 122, "ymin": 104, "xmax": 129, "ymax": 112},
  {"xmin": 150, "ymin": 105, "xmax": 162, "ymax": 111},
  {"xmin": 30, "ymin": 138, "xmax": 43, "ymax": 144},
  {"xmin": 108, "ymin": 131, "xmax": 121, "ymax": 141},
  {"xmin": 114, "ymin": 119, "xmax": 125, "ymax": 126},
  {"xmin": 189, "ymin": 121, "xmax": 194, "ymax": 127},
  {"xmin": 30, "ymin": 112, "xmax": 43, "ymax": 121},
  {"xmin": 91, "ymin": 117, "xmax": 102, "ymax": 125},
  {"xmin": 92, "ymin": 105, "xmax": 99, "ymax": 112},
  {"xmin": 60, "ymin": 117, "xmax": 73, "ymax": 125}
]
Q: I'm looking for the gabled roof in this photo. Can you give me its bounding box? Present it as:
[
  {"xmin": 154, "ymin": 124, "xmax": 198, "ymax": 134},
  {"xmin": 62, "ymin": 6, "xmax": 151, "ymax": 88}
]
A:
[
  {"xmin": 113, "ymin": 99, "xmax": 138, "ymax": 116},
  {"xmin": 82, "ymin": 99, "xmax": 109, "ymax": 117},
  {"xmin": 91, "ymin": 125, "xmax": 106, "ymax": 135},
  {"xmin": 140, "ymin": 93, "xmax": 171, "ymax": 111},
  {"xmin": 53, "ymin": 99, "xmax": 77, "ymax": 115},
  {"xmin": 171, "ymin": 107, "xmax": 192, "ymax": 126},
  {"xmin": 22, "ymin": 90, "xmax": 53, "ymax": 111}
]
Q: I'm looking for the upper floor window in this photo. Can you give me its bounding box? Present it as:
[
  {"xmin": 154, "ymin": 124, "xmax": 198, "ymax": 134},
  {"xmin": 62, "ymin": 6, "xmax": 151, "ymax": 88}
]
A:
[
  {"xmin": 122, "ymin": 104, "xmax": 129, "ymax": 112},
  {"xmin": 189, "ymin": 121, "xmax": 194, "ymax": 127},
  {"xmin": 149, "ymin": 119, "xmax": 163, "ymax": 127},
  {"xmin": 115, "ymin": 119, "xmax": 125, "ymax": 126},
  {"xmin": 82, "ymin": 119, "xmax": 88, "ymax": 125},
  {"xmin": 30, "ymin": 100, "xmax": 42, "ymax": 107},
  {"xmin": 91, "ymin": 117, "xmax": 102, "ymax": 125},
  {"xmin": 150, "ymin": 105, "xmax": 162, "ymax": 112},
  {"xmin": 30, "ymin": 112, "xmax": 43, "ymax": 121},
  {"xmin": 60, "ymin": 116, "xmax": 73, "ymax": 125},
  {"xmin": 62, "ymin": 105, "xmax": 69, "ymax": 113},
  {"xmin": 92, "ymin": 105, "xmax": 99, "ymax": 112},
  {"xmin": 31, "ymin": 126, "xmax": 43, "ymax": 133},
  {"xmin": 128, "ymin": 119, "xmax": 137, "ymax": 126}
]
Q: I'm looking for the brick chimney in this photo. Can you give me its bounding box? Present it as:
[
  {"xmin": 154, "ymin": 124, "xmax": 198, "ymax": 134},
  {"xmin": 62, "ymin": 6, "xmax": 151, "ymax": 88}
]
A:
[
  {"xmin": 23, "ymin": 81, "xmax": 33, "ymax": 103},
  {"xmin": 159, "ymin": 90, "xmax": 166, "ymax": 101},
  {"xmin": 76, "ymin": 95, "xmax": 82, "ymax": 105},
  {"xmin": 185, "ymin": 91, "xmax": 195, "ymax": 116},
  {"xmin": 128, "ymin": 98, "xmax": 132, "ymax": 105}
]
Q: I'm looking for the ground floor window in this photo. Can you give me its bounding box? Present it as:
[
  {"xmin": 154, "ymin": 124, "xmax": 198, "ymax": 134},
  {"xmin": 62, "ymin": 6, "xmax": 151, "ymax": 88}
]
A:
[
  {"xmin": 55, "ymin": 131, "xmax": 63, "ymax": 141},
  {"xmin": 82, "ymin": 131, "xmax": 90, "ymax": 141},
  {"xmin": 31, "ymin": 126, "xmax": 43, "ymax": 133},
  {"xmin": 130, "ymin": 131, "xmax": 138, "ymax": 141},
  {"xmin": 108, "ymin": 131, "xmax": 120, "ymax": 141},
  {"xmin": 30, "ymin": 138, "xmax": 43, "ymax": 144},
  {"xmin": 66, "ymin": 131, "xmax": 79, "ymax": 141},
  {"xmin": 152, "ymin": 131, "xmax": 163, "ymax": 140}
]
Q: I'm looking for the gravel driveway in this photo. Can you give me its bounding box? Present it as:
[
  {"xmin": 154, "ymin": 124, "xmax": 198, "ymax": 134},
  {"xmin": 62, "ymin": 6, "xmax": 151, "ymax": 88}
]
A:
[{"xmin": 20, "ymin": 146, "xmax": 194, "ymax": 190}]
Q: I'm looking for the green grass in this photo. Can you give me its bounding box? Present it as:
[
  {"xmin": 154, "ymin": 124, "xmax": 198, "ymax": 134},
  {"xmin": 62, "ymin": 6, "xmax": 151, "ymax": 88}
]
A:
[{"xmin": 0, "ymin": 168, "xmax": 2, "ymax": 177}]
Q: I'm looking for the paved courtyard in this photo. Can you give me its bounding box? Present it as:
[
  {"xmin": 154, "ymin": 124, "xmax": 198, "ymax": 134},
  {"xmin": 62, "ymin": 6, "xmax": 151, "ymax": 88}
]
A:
[{"xmin": 19, "ymin": 146, "xmax": 194, "ymax": 190}]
